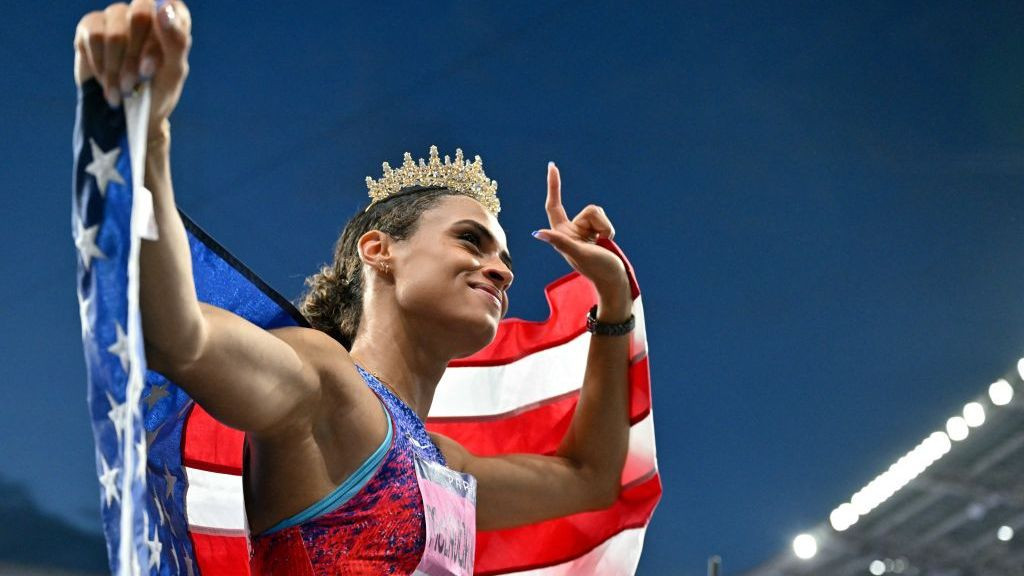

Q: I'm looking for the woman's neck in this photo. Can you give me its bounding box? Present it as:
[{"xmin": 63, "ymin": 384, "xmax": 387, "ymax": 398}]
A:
[{"xmin": 348, "ymin": 322, "xmax": 450, "ymax": 421}]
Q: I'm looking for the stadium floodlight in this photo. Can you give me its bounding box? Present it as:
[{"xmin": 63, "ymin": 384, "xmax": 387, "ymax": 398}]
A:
[
  {"xmin": 963, "ymin": 402, "xmax": 985, "ymax": 427},
  {"xmin": 792, "ymin": 533, "xmax": 817, "ymax": 559},
  {"xmin": 851, "ymin": 489, "xmax": 872, "ymax": 516},
  {"xmin": 869, "ymin": 560, "xmax": 886, "ymax": 575},
  {"xmin": 997, "ymin": 525, "xmax": 1014, "ymax": 542},
  {"xmin": 904, "ymin": 448, "xmax": 926, "ymax": 477},
  {"xmin": 929, "ymin": 430, "xmax": 950, "ymax": 457},
  {"xmin": 830, "ymin": 503, "xmax": 858, "ymax": 531},
  {"xmin": 829, "ymin": 508, "xmax": 847, "ymax": 531},
  {"xmin": 925, "ymin": 431, "xmax": 952, "ymax": 458},
  {"xmin": 823, "ymin": 360, "xmax": 1019, "ymax": 543},
  {"xmin": 946, "ymin": 416, "xmax": 969, "ymax": 441},
  {"xmin": 990, "ymin": 379, "xmax": 1014, "ymax": 406}
]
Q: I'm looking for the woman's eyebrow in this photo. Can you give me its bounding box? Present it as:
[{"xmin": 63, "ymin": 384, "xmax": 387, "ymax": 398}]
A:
[{"xmin": 453, "ymin": 219, "xmax": 514, "ymax": 273}]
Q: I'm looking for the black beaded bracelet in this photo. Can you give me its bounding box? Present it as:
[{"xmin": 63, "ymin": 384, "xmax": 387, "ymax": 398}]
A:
[{"xmin": 585, "ymin": 305, "xmax": 635, "ymax": 336}]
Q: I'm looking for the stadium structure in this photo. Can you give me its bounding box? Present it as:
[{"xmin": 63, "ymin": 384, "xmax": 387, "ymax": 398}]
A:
[{"xmin": 744, "ymin": 357, "xmax": 1024, "ymax": 576}]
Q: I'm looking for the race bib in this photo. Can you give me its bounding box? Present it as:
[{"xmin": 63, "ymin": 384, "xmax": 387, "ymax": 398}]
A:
[{"xmin": 412, "ymin": 455, "xmax": 477, "ymax": 576}]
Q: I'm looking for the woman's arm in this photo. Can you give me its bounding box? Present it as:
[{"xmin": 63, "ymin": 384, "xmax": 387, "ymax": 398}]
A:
[
  {"xmin": 75, "ymin": 1, "xmax": 329, "ymax": 435},
  {"xmin": 434, "ymin": 163, "xmax": 634, "ymax": 530}
]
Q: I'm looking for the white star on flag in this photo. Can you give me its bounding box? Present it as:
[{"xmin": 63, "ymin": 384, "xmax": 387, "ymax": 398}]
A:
[
  {"xmin": 85, "ymin": 138, "xmax": 126, "ymax": 197},
  {"xmin": 144, "ymin": 511, "xmax": 162, "ymax": 570},
  {"xmin": 163, "ymin": 464, "xmax": 177, "ymax": 500},
  {"xmin": 73, "ymin": 216, "xmax": 107, "ymax": 271},
  {"xmin": 146, "ymin": 421, "xmax": 165, "ymax": 447},
  {"xmin": 98, "ymin": 453, "xmax": 121, "ymax": 508},
  {"xmin": 143, "ymin": 382, "xmax": 170, "ymax": 409},
  {"xmin": 107, "ymin": 321, "xmax": 130, "ymax": 373},
  {"xmin": 106, "ymin": 391, "xmax": 127, "ymax": 444},
  {"xmin": 152, "ymin": 490, "xmax": 168, "ymax": 526}
]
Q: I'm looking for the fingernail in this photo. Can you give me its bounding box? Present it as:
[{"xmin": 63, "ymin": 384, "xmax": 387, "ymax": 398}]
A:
[
  {"xmin": 160, "ymin": 4, "xmax": 178, "ymax": 30},
  {"xmin": 531, "ymin": 230, "xmax": 549, "ymax": 242},
  {"xmin": 139, "ymin": 57, "xmax": 156, "ymax": 79},
  {"xmin": 548, "ymin": 161, "xmax": 555, "ymax": 168},
  {"xmin": 120, "ymin": 76, "xmax": 135, "ymax": 95}
]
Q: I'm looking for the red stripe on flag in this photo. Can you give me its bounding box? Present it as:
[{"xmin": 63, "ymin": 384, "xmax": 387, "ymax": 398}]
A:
[
  {"xmin": 474, "ymin": 473, "xmax": 662, "ymax": 576},
  {"xmin": 428, "ymin": 394, "xmax": 574, "ymax": 457},
  {"xmin": 183, "ymin": 404, "xmax": 245, "ymax": 474},
  {"xmin": 190, "ymin": 531, "xmax": 250, "ymax": 576},
  {"xmin": 628, "ymin": 355, "xmax": 652, "ymax": 422}
]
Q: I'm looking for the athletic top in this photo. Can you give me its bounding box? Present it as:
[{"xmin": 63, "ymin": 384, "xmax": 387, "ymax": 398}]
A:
[{"xmin": 249, "ymin": 365, "xmax": 448, "ymax": 575}]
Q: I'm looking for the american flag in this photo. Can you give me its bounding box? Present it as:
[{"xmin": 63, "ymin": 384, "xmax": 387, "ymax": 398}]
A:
[{"xmin": 75, "ymin": 81, "xmax": 660, "ymax": 575}]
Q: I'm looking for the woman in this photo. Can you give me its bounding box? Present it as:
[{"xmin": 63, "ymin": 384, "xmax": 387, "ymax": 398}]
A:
[{"xmin": 74, "ymin": 2, "xmax": 634, "ymax": 574}]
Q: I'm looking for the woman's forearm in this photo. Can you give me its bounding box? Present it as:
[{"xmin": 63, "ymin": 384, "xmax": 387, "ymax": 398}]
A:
[
  {"xmin": 556, "ymin": 281, "xmax": 634, "ymax": 506},
  {"xmin": 140, "ymin": 120, "xmax": 208, "ymax": 371}
]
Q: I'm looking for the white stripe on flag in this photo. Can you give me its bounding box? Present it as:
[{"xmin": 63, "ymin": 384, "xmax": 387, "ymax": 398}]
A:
[
  {"xmin": 120, "ymin": 85, "xmax": 152, "ymax": 576},
  {"xmin": 185, "ymin": 466, "xmax": 247, "ymax": 533},
  {"xmin": 432, "ymin": 332, "xmax": 591, "ymax": 418},
  {"xmin": 622, "ymin": 413, "xmax": 657, "ymax": 486},
  {"xmin": 431, "ymin": 297, "xmax": 647, "ymax": 419},
  {"xmin": 503, "ymin": 527, "xmax": 647, "ymax": 576}
]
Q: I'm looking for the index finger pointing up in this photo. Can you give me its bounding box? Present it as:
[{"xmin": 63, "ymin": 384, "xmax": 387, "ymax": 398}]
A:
[{"xmin": 546, "ymin": 161, "xmax": 569, "ymax": 228}]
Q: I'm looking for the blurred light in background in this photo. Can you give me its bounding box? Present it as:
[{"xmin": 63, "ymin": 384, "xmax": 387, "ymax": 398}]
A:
[
  {"xmin": 792, "ymin": 533, "xmax": 817, "ymax": 560},
  {"xmin": 831, "ymin": 503, "xmax": 857, "ymax": 531},
  {"xmin": 989, "ymin": 379, "xmax": 1013, "ymax": 406},
  {"xmin": 945, "ymin": 416, "xmax": 969, "ymax": 441},
  {"xmin": 997, "ymin": 525, "xmax": 1014, "ymax": 542},
  {"xmin": 962, "ymin": 402, "xmax": 985, "ymax": 427},
  {"xmin": 822, "ymin": 369, "xmax": 1019, "ymax": 542}
]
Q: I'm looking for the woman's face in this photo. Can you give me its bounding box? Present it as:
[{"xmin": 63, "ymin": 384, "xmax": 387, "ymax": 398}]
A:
[{"xmin": 389, "ymin": 195, "xmax": 514, "ymax": 355}]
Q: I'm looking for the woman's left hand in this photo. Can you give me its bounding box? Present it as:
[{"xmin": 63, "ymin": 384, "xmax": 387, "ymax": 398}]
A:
[{"xmin": 533, "ymin": 162, "xmax": 631, "ymax": 313}]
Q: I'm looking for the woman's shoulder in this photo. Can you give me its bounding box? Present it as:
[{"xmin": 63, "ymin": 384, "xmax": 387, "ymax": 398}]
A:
[
  {"xmin": 267, "ymin": 325, "xmax": 372, "ymax": 405},
  {"xmin": 268, "ymin": 325, "xmax": 351, "ymax": 359}
]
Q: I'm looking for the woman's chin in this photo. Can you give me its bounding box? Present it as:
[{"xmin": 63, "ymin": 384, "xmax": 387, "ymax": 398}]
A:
[{"xmin": 449, "ymin": 320, "xmax": 499, "ymax": 359}]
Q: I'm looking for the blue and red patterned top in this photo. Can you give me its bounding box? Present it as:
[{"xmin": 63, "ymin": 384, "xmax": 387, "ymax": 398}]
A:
[{"xmin": 249, "ymin": 366, "xmax": 447, "ymax": 575}]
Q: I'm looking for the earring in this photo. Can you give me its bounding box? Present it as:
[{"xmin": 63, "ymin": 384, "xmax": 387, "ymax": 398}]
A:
[{"xmin": 380, "ymin": 262, "xmax": 390, "ymax": 275}]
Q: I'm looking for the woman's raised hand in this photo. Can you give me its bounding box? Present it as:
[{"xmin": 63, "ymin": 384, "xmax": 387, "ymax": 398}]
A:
[
  {"xmin": 533, "ymin": 163, "xmax": 631, "ymax": 311},
  {"xmin": 74, "ymin": 0, "xmax": 192, "ymax": 130}
]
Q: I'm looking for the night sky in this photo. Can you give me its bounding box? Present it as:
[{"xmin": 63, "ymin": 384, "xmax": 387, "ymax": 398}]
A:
[{"xmin": 4, "ymin": 1, "xmax": 1024, "ymax": 574}]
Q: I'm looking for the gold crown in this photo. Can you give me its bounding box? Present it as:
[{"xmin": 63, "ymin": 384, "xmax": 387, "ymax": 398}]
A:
[{"xmin": 365, "ymin": 145, "xmax": 500, "ymax": 214}]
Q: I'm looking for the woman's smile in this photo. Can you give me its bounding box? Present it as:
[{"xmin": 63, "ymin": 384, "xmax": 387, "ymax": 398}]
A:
[{"xmin": 470, "ymin": 282, "xmax": 502, "ymax": 309}]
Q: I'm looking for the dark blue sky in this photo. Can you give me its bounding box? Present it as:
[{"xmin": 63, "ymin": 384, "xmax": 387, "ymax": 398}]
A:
[{"xmin": 4, "ymin": 1, "xmax": 1024, "ymax": 574}]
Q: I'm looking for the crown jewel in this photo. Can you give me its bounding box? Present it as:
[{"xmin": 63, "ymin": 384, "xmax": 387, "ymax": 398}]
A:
[{"xmin": 365, "ymin": 145, "xmax": 500, "ymax": 214}]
